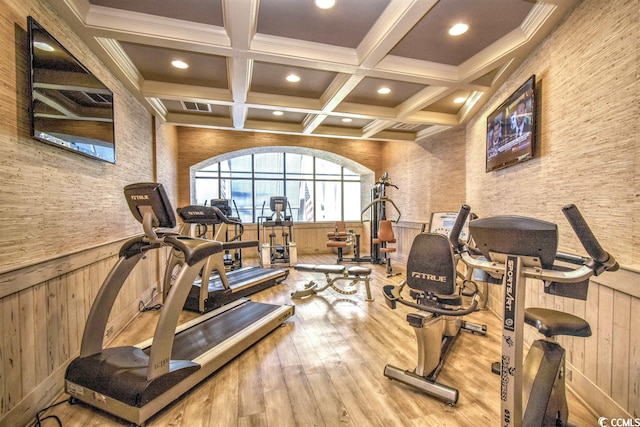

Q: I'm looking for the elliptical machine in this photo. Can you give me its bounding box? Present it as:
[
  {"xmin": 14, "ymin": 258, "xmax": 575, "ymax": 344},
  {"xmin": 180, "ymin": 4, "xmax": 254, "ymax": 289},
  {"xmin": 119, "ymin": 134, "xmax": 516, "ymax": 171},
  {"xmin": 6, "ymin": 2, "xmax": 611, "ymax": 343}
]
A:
[
  {"xmin": 382, "ymin": 208, "xmax": 487, "ymax": 405},
  {"xmin": 257, "ymin": 196, "xmax": 297, "ymax": 267},
  {"xmin": 453, "ymin": 204, "xmax": 618, "ymax": 427}
]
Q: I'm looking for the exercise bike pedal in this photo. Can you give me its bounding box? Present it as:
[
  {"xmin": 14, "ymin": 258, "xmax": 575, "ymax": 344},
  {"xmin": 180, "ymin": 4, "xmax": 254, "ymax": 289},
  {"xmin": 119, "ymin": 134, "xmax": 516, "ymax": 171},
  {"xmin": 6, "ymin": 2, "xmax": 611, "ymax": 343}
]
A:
[
  {"xmin": 491, "ymin": 361, "xmax": 500, "ymax": 375},
  {"xmin": 461, "ymin": 321, "xmax": 487, "ymax": 335}
]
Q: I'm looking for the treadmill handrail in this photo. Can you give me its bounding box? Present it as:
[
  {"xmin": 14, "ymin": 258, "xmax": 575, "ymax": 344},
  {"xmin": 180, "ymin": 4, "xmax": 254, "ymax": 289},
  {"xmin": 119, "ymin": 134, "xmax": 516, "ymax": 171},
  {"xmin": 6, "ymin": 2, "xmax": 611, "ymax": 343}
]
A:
[{"xmin": 148, "ymin": 254, "xmax": 209, "ymax": 380}]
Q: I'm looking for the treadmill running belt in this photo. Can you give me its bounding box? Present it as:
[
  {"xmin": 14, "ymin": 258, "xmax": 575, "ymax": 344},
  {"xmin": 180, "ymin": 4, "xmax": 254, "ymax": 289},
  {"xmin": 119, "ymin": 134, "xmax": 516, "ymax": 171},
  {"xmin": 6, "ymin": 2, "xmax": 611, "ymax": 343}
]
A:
[
  {"xmin": 158, "ymin": 301, "xmax": 281, "ymax": 360},
  {"xmin": 202, "ymin": 266, "xmax": 284, "ymax": 292},
  {"xmin": 185, "ymin": 266, "xmax": 287, "ymax": 313}
]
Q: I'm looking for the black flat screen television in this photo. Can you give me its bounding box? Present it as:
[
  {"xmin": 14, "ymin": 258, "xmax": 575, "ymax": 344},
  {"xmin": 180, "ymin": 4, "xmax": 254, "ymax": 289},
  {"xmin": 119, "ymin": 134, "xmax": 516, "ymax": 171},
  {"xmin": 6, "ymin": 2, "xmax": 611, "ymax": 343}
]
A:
[
  {"xmin": 485, "ymin": 75, "xmax": 536, "ymax": 172},
  {"xmin": 28, "ymin": 17, "xmax": 116, "ymax": 163}
]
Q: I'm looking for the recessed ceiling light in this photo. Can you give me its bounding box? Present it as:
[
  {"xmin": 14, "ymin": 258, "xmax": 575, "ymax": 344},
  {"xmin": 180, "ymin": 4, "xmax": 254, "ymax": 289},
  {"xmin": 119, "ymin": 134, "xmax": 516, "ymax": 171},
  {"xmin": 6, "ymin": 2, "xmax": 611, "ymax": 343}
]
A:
[
  {"xmin": 34, "ymin": 41, "xmax": 54, "ymax": 52},
  {"xmin": 453, "ymin": 97, "xmax": 467, "ymax": 104},
  {"xmin": 273, "ymin": 111, "xmax": 284, "ymax": 116},
  {"xmin": 286, "ymin": 74, "xmax": 301, "ymax": 83},
  {"xmin": 449, "ymin": 23, "xmax": 469, "ymax": 36},
  {"xmin": 341, "ymin": 118, "xmax": 352, "ymax": 123},
  {"xmin": 171, "ymin": 60, "xmax": 189, "ymax": 69},
  {"xmin": 315, "ymin": 0, "xmax": 336, "ymax": 9},
  {"xmin": 377, "ymin": 87, "xmax": 391, "ymax": 95}
]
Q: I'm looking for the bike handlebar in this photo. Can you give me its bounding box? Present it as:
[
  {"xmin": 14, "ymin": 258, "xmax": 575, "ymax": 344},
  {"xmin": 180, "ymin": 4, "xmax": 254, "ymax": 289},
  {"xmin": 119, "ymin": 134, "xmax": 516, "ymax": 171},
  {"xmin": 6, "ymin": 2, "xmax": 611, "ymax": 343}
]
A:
[
  {"xmin": 449, "ymin": 204, "xmax": 471, "ymax": 252},
  {"xmin": 383, "ymin": 283, "xmax": 480, "ymax": 316},
  {"xmin": 562, "ymin": 204, "xmax": 618, "ymax": 272}
]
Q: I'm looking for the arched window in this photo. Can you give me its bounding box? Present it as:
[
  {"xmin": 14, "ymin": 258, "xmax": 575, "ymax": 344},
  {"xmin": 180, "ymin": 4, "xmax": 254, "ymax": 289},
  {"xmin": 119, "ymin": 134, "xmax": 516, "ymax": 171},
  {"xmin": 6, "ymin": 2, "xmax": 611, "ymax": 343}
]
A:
[{"xmin": 193, "ymin": 149, "xmax": 372, "ymax": 223}]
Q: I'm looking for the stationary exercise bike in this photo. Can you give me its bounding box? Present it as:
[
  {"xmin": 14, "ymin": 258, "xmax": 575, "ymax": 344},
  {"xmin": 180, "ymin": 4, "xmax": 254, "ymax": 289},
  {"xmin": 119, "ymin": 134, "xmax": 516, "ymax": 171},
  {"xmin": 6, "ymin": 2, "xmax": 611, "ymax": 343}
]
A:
[
  {"xmin": 382, "ymin": 212, "xmax": 487, "ymax": 405},
  {"xmin": 452, "ymin": 204, "xmax": 618, "ymax": 427}
]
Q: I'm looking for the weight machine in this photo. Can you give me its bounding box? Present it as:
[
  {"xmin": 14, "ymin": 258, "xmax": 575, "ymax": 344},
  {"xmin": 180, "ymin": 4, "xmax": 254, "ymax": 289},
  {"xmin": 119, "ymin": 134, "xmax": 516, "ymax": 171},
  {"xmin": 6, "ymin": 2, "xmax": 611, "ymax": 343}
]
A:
[{"xmin": 360, "ymin": 172, "xmax": 401, "ymax": 265}]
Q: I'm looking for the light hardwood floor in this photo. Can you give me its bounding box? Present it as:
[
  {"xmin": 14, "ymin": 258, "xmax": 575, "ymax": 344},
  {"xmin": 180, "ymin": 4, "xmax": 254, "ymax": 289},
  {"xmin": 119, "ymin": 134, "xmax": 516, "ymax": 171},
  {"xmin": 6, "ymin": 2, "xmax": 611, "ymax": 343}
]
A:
[{"xmin": 44, "ymin": 255, "xmax": 597, "ymax": 426}]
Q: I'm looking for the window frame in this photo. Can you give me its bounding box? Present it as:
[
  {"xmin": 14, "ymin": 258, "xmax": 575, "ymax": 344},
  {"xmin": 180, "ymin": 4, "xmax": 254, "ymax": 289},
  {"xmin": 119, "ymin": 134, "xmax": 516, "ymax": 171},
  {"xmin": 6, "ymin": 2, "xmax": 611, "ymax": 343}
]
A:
[{"xmin": 194, "ymin": 152, "xmax": 363, "ymax": 223}]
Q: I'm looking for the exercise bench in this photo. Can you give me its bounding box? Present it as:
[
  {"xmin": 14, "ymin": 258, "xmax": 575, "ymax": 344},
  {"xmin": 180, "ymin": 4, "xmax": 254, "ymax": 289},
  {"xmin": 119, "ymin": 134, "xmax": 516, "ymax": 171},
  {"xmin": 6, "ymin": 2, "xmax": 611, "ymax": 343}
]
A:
[{"xmin": 291, "ymin": 264, "xmax": 373, "ymax": 301}]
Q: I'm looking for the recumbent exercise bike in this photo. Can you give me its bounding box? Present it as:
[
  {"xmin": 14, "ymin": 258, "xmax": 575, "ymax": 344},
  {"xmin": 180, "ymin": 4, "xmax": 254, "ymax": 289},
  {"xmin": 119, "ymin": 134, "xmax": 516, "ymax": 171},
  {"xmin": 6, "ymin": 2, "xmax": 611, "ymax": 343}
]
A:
[{"xmin": 382, "ymin": 211, "xmax": 487, "ymax": 405}]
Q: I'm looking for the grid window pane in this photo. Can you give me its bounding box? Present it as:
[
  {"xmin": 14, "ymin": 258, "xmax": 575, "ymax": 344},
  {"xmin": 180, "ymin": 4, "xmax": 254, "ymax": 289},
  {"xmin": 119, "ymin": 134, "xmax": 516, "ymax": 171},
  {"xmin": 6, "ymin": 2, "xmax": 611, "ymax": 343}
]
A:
[
  {"xmin": 286, "ymin": 153, "xmax": 313, "ymax": 180},
  {"xmin": 344, "ymin": 167, "xmax": 359, "ymax": 181},
  {"xmin": 285, "ymin": 180, "xmax": 304, "ymax": 221},
  {"xmin": 223, "ymin": 157, "xmax": 252, "ymax": 178},
  {"xmin": 195, "ymin": 178, "xmax": 219, "ymax": 205},
  {"xmin": 292, "ymin": 180, "xmax": 314, "ymax": 222},
  {"xmin": 195, "ymin": 153, "xmax": 362, "ymax": 223},
  {"xmin": 228, "ymin": 179, "xmax": 253, "ymax": 222},
  {"xmin": 255, "ymin": 180, "xmax": 285, "ymax": 219},
  {"xmin": 255, "ymin": 153, "xmax": 284, "ymax": 178},
  {"xmin": 344, "ymin": 181, "xmax": 361, "ymax": 220},
  {"xmin": 315, "ymin": 181, "xmax": 341, "ymax": 221},
  {"xmin": 315, "ymin": 158, "xmax": 341, "ymax": 180}
]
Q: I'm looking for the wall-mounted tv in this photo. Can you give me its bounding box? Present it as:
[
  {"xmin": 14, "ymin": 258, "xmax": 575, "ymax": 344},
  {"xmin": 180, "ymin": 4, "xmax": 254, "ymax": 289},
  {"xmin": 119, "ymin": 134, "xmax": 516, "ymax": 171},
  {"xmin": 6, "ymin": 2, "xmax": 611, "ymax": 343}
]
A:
[
  {"xmin": 486, "ymin": 75, "xmax": 536, "ymax": 172},
  {"xmin": 28, "ymin": 17, "xmax": 116, "ymax": 163}
]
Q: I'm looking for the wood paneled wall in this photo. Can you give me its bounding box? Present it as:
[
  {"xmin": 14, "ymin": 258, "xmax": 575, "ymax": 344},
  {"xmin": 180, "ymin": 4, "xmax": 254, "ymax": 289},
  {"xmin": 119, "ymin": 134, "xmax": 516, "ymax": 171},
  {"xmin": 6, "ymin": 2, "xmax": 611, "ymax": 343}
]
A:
[
  {"xmin": 0, "ymin": 241, "xmax": 166, "ymax": 427},
  {"xmin": 484, "ymin": 272, "xmax": 640, "ymax": 420},
  {"xmin": 175, "ymin": 128, "xmax": 386, "ymax": 209}
]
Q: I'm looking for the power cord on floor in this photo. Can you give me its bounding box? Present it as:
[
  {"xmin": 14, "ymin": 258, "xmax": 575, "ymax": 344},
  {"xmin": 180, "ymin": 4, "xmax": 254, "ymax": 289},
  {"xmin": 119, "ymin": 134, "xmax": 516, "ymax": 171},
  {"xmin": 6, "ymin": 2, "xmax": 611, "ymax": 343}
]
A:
[
  {"xmin": 34, "ymin": 398, "xmax": 69, "ymax": 426},
  {"xmin": 139, "ymin": 287, "xmax": 163, "ymax": 312}
]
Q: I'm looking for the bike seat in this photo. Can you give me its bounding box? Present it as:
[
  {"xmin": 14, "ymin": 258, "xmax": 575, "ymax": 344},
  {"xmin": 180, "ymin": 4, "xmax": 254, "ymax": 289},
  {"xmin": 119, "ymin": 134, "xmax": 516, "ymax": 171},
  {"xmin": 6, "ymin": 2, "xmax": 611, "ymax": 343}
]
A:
[{"xmin": 525, "ymin": 307, "xmax": 591, "ymax": 338}]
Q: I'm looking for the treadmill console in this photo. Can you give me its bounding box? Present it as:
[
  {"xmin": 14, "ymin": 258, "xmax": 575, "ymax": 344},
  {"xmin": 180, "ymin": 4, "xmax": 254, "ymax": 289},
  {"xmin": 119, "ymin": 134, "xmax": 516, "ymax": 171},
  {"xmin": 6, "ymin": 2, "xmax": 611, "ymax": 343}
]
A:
[
  {"xmin": 178, "ymin": 205, "xmax": 224, "ymax": 224},
  {"xmin": 269, "ymin": 196, "xmax": 290, "ymax": 223},
  {"xmin": 210, "ymin": 199, "xmax": 232, "ymax": 217},
  {"xmin": 124, "ymin": 182, "xmax": 176, "ymax": 228},
  {"xmin": 270, "ymin": 196, "xmax": 287, "ymax": 212}
]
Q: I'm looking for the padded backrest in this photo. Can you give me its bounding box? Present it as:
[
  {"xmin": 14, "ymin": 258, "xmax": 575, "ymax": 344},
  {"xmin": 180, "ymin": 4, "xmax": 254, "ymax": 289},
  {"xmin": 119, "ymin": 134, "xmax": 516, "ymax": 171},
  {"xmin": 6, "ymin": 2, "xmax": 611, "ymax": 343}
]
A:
[
  {"xmin": 406, "ymin": 233, "xmax": 456, "ymax": 295},
  {"xmin": 334, "ymin": 221, "xmax": 347, "ymax": 234},
  {"xmin": 377, "ymin": 220, "xmax": 395, "ymax": 242}
]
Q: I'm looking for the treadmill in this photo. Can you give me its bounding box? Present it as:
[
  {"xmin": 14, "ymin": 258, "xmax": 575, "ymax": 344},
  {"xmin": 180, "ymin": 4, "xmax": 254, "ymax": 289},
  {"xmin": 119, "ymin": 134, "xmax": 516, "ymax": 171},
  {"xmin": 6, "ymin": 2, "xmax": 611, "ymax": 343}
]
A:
[
  {"xmin": 163, "ymin": 204, "xmax": 289, "ymax": 313},
  {"xmin": 65, "ymin": 183, "xmax": 295, "ymax": 425}
]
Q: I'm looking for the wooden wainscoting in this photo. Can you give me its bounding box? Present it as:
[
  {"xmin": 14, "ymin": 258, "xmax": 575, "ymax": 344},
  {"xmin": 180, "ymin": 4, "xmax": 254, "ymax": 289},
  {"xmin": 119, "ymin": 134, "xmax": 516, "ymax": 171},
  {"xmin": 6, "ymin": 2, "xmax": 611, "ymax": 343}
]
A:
[
  {"xmin": 39, "ymin": 255, "xmax": 598, "ymax": 427},
  {"xmin": 0, "ymin": 238, "xmax": 163, "ymax": 427},
  {"xmin": 386, "ymin": 221, "xmax": 639, "ymax": 420},
  {"xmin": 486, "ymin": 268, "xmax": 639, "ymax": 420}
]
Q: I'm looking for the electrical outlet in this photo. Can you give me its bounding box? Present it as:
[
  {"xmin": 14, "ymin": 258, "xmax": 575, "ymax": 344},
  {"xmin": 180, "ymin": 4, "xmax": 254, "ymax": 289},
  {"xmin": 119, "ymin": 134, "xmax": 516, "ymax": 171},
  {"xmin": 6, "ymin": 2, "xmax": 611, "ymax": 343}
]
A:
[
  {"xmin": 566, "ymin": 367, "xmax": 573, "ymax": 382},
  {"xmin": 105, "ymin": 325, "xmax": 114, "ymax": 337}
]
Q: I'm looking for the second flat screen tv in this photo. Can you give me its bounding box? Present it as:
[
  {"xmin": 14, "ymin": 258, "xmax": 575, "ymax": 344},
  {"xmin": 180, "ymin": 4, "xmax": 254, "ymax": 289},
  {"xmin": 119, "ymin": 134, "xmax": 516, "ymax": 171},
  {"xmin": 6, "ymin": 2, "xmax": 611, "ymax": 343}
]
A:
[
  {"xmin": 486, "ymin": 75, "xmax": 536, "ymax": 172},
  {"xmin": 28, "ymin": 16, "xmax": 116, "ymax": 163}
]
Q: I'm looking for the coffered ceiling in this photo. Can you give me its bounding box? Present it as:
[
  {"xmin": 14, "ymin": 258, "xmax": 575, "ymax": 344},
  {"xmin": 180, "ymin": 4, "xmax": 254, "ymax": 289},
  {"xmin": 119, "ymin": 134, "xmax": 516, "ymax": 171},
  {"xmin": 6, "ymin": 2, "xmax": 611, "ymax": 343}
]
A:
[{"xmin": 47, "ymin": 0, "xmax": 578, "ymax": 142}]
